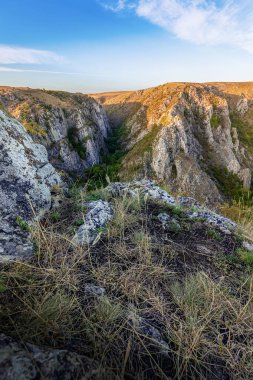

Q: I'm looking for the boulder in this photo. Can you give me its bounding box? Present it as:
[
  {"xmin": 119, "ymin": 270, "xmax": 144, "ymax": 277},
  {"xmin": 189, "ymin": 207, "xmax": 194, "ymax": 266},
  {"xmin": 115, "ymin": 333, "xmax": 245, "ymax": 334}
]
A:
[
  {"xmin": 0, "ymin": 334, "xmax": 97, "ymax": 380},
  {"xmin": 74, "ymin": 200, "xmax": 113, "ymax": 245},
  {"xmin": 107, "ymin": 180, "xmax": 176, "ymax": 206}
]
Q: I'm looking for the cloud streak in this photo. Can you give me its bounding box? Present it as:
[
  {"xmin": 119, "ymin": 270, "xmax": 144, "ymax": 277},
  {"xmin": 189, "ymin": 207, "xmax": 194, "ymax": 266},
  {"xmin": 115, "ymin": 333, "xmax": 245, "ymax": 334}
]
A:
[
  {"xmin": 104, "ymin": 0, "xmax": 253, "ymax": 53},
  {"xmin": 0, "ymin": 45, "xmax": 63, "ymax": 64}
]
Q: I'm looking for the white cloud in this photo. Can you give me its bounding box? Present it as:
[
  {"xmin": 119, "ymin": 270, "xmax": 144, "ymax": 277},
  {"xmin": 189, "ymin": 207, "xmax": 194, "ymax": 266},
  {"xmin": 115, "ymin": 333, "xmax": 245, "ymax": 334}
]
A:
[
  {"xmin": 104, "ymin": 0, "xmax": 253, "ymax": 53},
  {"xmin": 102, "ymin": 0, "xmax": 135, "ymax": 12},
  {"xmin": 0, "ymin": 45, "xmax": 63, "ymax": 64},
  {"xmin": 0, "ymin": 66, "xmax": 80, "ymax": 75}
]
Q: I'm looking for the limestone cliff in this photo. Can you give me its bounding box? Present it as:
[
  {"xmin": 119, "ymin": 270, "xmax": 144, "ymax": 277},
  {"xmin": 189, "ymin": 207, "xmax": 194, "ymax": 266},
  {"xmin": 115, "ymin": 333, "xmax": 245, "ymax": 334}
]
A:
[
  {"xmin": 93, "ymin": 83, "xmax": 253, "ymax": 203},
  {"xmin": 0, "ymin": 109, "xmax": 62, "ymax": 260},
  {"xmin": 0, "ymin": 87, "xmax": 110, "ymax": 176}
]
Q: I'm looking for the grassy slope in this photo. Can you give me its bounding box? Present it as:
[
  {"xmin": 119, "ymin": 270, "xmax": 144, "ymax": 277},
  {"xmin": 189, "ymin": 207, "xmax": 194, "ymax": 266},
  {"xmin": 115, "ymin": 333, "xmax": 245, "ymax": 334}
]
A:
[{"xmin": 1, "ymin": 188, "xmax": 253, "ymax": 379}]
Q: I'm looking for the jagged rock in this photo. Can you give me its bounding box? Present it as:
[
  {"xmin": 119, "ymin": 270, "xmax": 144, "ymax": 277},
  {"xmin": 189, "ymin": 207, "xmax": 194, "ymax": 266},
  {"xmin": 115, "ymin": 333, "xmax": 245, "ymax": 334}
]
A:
[
  {"xmin": 242, "ymin": 241, "xmax": 253, "ymax": 252},
  {"xmin": 236, "ymin": 96, "xmax": 248, "ymax": 115},
  {"xmin": 128, "ymin": 309, "xmax": 169, "ymax": 353},
  {"xmin": 158, "ymin": 213, "xmax": 172, "ymax": 225},
  {"xmin": 158, "ymin": 213, "xmax": 181, "ymax": 231},
  {"xmin": 0, "ymin": 334, "xmax": 98, "ymax": 380},
  {"xmin": 0, "ymin": 111, "xmax": 62, "ymax": 260},
  {"xmin": 107, "ymin": 180, "xmax": 176, "ymax": 205},
  {"xmin": 177, "ymin": 196, "xmax": 201, "ymax": 208},
  {"xmin": 0, "ymin": 88, "xmax": 110, "ymax": 175},
  {"xmin": 74, "ymin": 201, "xmax": 113, "ymax": 245},
  {"xmin": 85, "ymin": 284, "xmax": 106, "ymax": 297},
  {"xmin": 185, "ymin": 210, "xmax": 237, "ymax": 233}
]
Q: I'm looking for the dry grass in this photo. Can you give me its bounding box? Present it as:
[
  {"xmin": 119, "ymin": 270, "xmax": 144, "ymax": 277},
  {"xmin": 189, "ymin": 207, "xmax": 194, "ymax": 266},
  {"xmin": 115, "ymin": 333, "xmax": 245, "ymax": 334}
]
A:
[{"xmin": 1, "ymin": 191, "xmax": 253, "ymax": 379}]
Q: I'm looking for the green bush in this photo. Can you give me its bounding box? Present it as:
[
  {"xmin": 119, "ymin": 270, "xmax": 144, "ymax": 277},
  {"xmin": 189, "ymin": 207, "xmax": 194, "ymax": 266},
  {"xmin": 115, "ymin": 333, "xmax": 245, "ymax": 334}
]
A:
[
  {"xmin": 85, "ymin": 126, "xmax": 125, "ymax": 190},
  {"xmin": 209, "ymin": 166, "xmax": 251, "ymax": 201},
  {"xmin": 67, "ymin": 127, "xmax": 87, "ymax": 160},
  {"xmin": 230, "ymin": 112, "xmax": 253, "ymax": 153},
  {"xmin": 210, "ymin": 114, "xmax": 221, "ymax": 129}
]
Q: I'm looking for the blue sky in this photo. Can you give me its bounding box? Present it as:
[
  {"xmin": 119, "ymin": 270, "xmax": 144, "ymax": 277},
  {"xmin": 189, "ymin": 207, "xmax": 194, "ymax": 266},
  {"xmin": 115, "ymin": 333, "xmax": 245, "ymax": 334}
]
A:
[{"xmin": 1, "ymin": 0, "xmax": 253, "ymax": 92}]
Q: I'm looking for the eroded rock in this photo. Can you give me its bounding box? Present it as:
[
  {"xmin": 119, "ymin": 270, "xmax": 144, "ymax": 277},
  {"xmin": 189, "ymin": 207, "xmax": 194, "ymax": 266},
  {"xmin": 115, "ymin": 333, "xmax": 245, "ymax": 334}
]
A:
[
  {"xmin": 0, "ymin": 334, "xmax": 97, "ymax": 380},
  {"xmin": 0, "ymin": 111, "xmax": 62, "ymax": 260},
  {"xmin": 74, "ymin": 201, "xmax": 113, "ymax": 245},
  {"xmin": 185, "ymin": 210, "xmax": 237, "ymax": 233},
  {"xmin": 107, "ymin": 180, "xmax": 176, "ymax": 206}
]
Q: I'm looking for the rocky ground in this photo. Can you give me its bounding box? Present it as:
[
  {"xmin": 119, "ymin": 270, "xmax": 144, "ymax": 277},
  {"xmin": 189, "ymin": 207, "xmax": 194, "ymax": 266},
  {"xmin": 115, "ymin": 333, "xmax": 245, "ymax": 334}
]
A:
[{"xmin": 1, "ymin": 179, "xmax": 253, "ymax": 379}]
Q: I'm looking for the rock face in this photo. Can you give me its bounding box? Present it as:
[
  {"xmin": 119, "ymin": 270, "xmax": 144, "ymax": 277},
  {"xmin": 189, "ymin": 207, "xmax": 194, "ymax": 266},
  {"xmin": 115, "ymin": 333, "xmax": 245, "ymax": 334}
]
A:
[
  {"xmin": 0, "ymin": 334, "xmax": 97, "ymax": 380},
  {"xmin": 74, "ymin": 200, "xmax": 113, "ymax": 245},
  {"xmin": 0, "ymin": 87, "xmax": 110, "ymax": 175},
  {"xmin": 0, "ymin": 110, "xmax": 62, "ymax": 260},
  {"xmin": 96, "ymin": 83, "xmax": 253, "ymax": 203}
]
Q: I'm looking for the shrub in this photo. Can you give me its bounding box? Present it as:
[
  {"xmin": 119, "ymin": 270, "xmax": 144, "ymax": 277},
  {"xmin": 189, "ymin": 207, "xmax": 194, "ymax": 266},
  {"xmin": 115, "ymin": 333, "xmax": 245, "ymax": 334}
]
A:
[
  {"xmin": 67, "ymin": 127, "xmax": 87, "ymax": 160},
  {"xmin": 230, "ymin": 112, "xmax": 253, "ymax": 153},
  {"xmin": 210, "ymin": 113, "xmax": 221, "ymax": 128}
]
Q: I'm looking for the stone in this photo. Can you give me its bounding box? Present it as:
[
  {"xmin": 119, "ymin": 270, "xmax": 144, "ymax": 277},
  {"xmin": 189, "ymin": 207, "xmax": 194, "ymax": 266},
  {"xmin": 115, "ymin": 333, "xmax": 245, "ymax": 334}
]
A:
[
  {"xmin": 242, "ymin": 241, "xmax": 253, "ymax": 252},
  {"xmin": 85, "ymin": 284, "xmax": 106, "ymax": 297},
  {"xmin": 74, "ymin": 201, "xmax": 113, "ymax": 245},
  {"xmin": 0, "ymin": 334, "xmax": 98, "ymax": 380},
  {"xmin": 236, "ymin": 96, "xmax": 248, "ymax": 115},
  {"xmin": 158, "ymin": 213, "xmax": 180, "ymax": 231},
  {"xmin": 186, "ymin": 210, "xmax": 237, "ymax": 232},
  {"xmin": 177, "ymin": 196, "xmax": 201, "ymax": 208},
  {"xmin": 107, "ymin": 180, "xmax": 176, "ymax": 206},
  {"xmin": 0, "ymin": 111, "xmax": 63, "ymax": 260},
  {"xmin": 128, "ymin": 309, "xmax": 169, "ymax": 353}
]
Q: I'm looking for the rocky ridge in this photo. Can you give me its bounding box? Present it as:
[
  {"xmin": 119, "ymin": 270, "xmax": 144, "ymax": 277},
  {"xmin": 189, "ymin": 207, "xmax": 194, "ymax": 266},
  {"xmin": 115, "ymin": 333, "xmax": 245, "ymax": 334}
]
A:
[
  {"xmin": 74, "ymin": 180, "xmax": 240, "ymax": 246},
  {"xmin": 93, "ymin": 83, "xmax": 253, "ymax": 203},
  {"xmin": 0, "ymin": 87, "xmax": 110, "ymax": 176}
]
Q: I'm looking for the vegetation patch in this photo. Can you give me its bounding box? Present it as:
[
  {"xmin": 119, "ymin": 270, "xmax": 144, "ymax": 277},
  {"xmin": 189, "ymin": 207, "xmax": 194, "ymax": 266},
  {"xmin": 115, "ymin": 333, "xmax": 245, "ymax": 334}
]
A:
[
  {"xmin": 0, "ymin": 101, "xmax": 11, "ymax": 117},
  {"xmin": 210, "ymin": 113, "xmax": 221, "ymax": 128},
  {"xmin": 85, "ymin": 125, "xmax": 126, "ymax": 190},
  {"xmin": 230, "ymin": 111, "xmax": 253, "ymax": 153},
  {"xmin": 23, "ymin": 120, "xmax": 47, "ymax": 139},
  {"xmin": 208, "ymin": 165, "xmax": 252, "ymax": 201},
  {"xmin": 67, "ymin": 127, "xmax": 87, "ymax": 160}
]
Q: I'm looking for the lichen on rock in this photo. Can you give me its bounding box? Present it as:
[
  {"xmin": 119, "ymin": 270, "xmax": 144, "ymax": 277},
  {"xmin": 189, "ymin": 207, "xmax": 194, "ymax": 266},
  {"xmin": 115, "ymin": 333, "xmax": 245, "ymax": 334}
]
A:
[{"xmin": 0, "ymin": 111, "xmax": 62, "ymax": 260}]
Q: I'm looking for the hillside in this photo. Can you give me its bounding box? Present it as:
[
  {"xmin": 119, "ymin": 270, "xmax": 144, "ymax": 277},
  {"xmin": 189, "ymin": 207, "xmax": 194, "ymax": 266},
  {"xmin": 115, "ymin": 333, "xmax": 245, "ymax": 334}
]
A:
[
  {"xmin": 0, "ymin": 86, "xmax": 110, "ymax": 177},
  {"xmin": 91, "ymin": 82, "xmax": 253, "ymax": 204},
  {"xmin": 1, "ymin": 83, "xmax": 253, "ymax": 379}
]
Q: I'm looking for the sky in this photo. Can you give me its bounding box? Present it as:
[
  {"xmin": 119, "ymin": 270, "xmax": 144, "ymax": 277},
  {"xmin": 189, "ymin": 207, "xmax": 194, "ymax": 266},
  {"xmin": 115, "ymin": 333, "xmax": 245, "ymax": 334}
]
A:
[{"xmin": 1, "ymin": 0, "xmax": 253, "ymax": 92}]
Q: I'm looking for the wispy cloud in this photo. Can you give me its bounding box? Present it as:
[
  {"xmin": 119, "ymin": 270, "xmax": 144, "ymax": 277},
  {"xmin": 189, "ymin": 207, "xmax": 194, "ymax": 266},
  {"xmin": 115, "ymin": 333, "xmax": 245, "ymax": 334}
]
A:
[
  {"xmin": 0, "ymin": 66, "xmax": 81, "ymax": 75},
  {"xmin": 104, "ymin": 1, "xmax": 253, "ymax": 53},
  {"xmin": 101, "ymin": 0, "xmax": 135, "ymax": 12},
  {"xmin": 0, "ymin": 45, "xmax": 63, "ymax": 64}
]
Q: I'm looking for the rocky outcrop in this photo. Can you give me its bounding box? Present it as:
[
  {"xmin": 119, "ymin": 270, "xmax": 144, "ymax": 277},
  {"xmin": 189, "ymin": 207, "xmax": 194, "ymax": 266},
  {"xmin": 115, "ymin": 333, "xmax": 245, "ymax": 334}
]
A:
[
  {"xmin": 0, "ymin": 87, "xmax": 110, "ymax": 175},
  {"xmin": 74, "ymin": 200, "xmax": 113, "ymax": 245},
  {"xmin": 0, "ymin": 334, "xmax": 98, "ymax": 380},
  {"xmin": 74, "ymin": 180, "xmax": 238, "ymax": 246},
  {"xmin": 0, "ymin": 110, "xmax": 62, "ymax": 260},
  {"xmin": 107, "ymin": 180, "xmax": 176, "ymax": 205}
]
